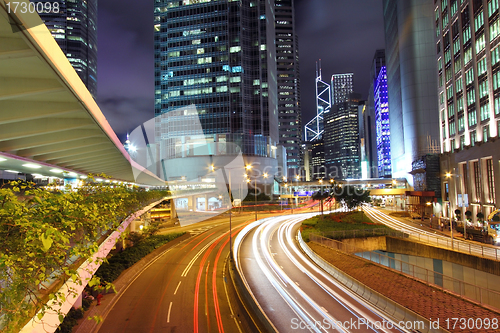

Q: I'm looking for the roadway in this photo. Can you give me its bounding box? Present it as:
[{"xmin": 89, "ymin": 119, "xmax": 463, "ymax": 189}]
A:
[
  {"xmin": 363, "ymin": 206, "xmax": 500, "ymax": 260},
  {"xmin": 234, "ymin": 213, "xmax": 410, "ymax": 333},
  {"xmin": 95, "ymin": 213, "xmax": 257, "ymax": 333}
]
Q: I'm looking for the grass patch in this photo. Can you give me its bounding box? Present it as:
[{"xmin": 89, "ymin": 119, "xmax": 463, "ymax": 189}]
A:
[{"xmin": 301, "ymin": 211, "xmax": 391, "ymax": 242}]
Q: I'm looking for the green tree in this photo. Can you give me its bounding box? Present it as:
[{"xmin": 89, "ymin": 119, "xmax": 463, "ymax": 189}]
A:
[
  {"xmin": 0, "ymin": 176, "xmax": 169, "ymax": 332},
  {"xmin": 312, "ymin": 190, "xmax": 329, "ymax": 218},
  {"xmin": 477, "ymin": 212, "xmax": 485, "ymax": 223},
  {"xmin": 331, "ymin": 185, "xmax": 371, "ymax": 210}
]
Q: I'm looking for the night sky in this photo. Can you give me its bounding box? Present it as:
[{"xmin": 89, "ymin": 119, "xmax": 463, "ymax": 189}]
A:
[{"xmin": 96, "ymin": 0, "xmax": 385, "ymax": 142}]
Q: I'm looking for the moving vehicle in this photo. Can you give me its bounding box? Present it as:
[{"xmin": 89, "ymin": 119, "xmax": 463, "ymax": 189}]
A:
[{"xmin": 456, "ymin": 220, "xmax": 500, "ymax": 244}]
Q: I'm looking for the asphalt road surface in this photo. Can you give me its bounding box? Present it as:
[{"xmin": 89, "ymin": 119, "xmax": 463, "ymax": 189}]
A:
[
  {"xmin": 95, "ymin": 213, "xmax": 259, "ymax": 333},
  {"xmin": 234, "ymin": 213, "xmax": 408, "ymax": 333}
]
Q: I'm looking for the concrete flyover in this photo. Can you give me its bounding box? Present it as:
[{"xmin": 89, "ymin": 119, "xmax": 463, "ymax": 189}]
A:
[{"xmin": 0, "ymin": 0, "xmax": 162, "ymax": 186}]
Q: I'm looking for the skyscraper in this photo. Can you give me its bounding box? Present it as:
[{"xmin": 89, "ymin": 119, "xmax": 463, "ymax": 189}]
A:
[
  {"xmin": 35, "ymin": 0, "xmax": 98, "ymax": 98},
  {"xmin": 365, "ymin": 49, "xmax": 386, "ymax": 179},
  {"xmin": 304, "ymin": 62, "xmax": 330, "ymax": 141},
  {"xmin": 275, "ymin": 0, "xmax": 302, "ymax": 175},
  {"xmin": 435, "ymin": 0, "xmax": 500, "ymax": 223},
  {"xmin": 374, "ymin": 66, "xmax": 391, "ymax": 178},
  {"xmin": 331, "ymin": 73, "xmax": 353, "ymax": 105},
  {"xmin": 154, "ymin": 0, "xmax": 279, "ymax": 181},
  {"xmin": 382, "ymin": 0, "xmax": 440, "ymax": 184},
  {"xmin": 324, "ymin": 93, "xmax": 361, "ymax": 179}
]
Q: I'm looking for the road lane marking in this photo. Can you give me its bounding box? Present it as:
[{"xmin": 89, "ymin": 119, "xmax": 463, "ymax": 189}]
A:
[
  {"xmin": 167, "ymin": 302, "xmax": 173, "ymax": 323},
  {"xmin": 182, "ymin": 237, "xmax": 218, "ymax": 277},
  {"xmin": 174, "ymin": 281, "xmax": 182, "ymax": 295}
]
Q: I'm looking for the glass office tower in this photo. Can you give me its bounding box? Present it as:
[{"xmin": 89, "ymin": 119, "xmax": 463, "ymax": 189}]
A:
[
  {"xmin": 275, "ymin": 0, "xmax": 302, "ymax": 175},
  {"xmin": 324, "ymin": 93, "xmax": 361, "ymax": 180},
  {"xmin": 374, "ymin": 66, "xmax": 392, "ymax": 178},
  {"xmin": 35, "ymin": 0, "xmax": 98, "ymax": 98},
  {"xmin": 154, "ymin": 0, "xmax": 279, "ymax": 180}
]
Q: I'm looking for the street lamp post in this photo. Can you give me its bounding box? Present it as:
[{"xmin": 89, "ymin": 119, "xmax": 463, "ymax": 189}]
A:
[
  {"xmin": 319, "ymin": 179, "xmax": 324, "ymax": 216},
  {"xmin": 295, "ymin": 174, "xmax": 300, "ymax": 210},
  {"xmin": 212, "ymin": 163, "xmax": 252, "ymax": 256}
]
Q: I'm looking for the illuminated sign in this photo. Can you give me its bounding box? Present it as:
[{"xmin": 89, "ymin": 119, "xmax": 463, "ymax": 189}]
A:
[{"xmin": 294, "ymin": 191, "xmax": 313, "ymax": 197}]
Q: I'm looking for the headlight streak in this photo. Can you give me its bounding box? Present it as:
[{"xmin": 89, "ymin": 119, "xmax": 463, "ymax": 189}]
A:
[
  {"xmin": 255, "ymin": 215, "xmax": 348, "ymax": 333},
  {"xmin": 252, "ymin": 216, "xmax": 327, "ymax": 333},
  {"xmin": 279, "ymin": 218, "xmax": 408, "ymax": 333}
]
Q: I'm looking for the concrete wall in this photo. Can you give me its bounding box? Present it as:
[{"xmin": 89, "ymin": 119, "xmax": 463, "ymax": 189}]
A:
[
  {"xmin": 386, "ymin": 237, "xmax": 500, "ymax": 276},
  {"xmin": 340, "ymin": 236, "xmax": 387, "ymax": 252}
]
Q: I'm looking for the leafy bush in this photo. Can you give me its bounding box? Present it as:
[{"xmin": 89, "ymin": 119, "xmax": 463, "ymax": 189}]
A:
[
  {"xmin": 82, "ymin": 298, "xmax": 92, "ymax": 311},
  {"xmin": 95, "ymin": 233, "xmax": 184, "ymax": 284},
  {"xmin": 0, "ymin": 176, "xmax": 170, "ymax": 332},
  {"xmin": 55, "ymin": 307, "xmax": 84, "ymax": 333},
  {"xmin": 300, "ymin": 211, "xmax": 390, "ymax": 242}
]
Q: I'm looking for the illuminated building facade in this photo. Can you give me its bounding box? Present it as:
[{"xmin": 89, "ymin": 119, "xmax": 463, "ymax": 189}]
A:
[
  {"xmin": 382, "ymin": 0, "xmax": 440, "ymax": 185},
  {"xmin": 374, "ymin": 66, "xmax": 392, "ymax": 178},
  {"xmin": 275, "ymin": 0, "xmax": 302, "ymax": 174},
  {"xmin": 310, "ymin": 139, "xmax": 325, "ymax": 179},
  {"xmin": 154, "ymin": 0, "xmax": 279, "ymax": 180},
  {"xmin": 435, "ymin": 0, "xmax": 500, "ymax": 223},
  {"xmin": 331, "ymin": 73, "xmax": 353, "ymax": 105},
  {"xmin": 35, "ymin": 0, "xmax": 98, "ymax": 98},
  {"xmin": 324, "ymin": 93, "xmax": 361, "ymax": 179},
  {"xmin": 304, "ymin": 62, "xmax": 330, "ymax": 141}
]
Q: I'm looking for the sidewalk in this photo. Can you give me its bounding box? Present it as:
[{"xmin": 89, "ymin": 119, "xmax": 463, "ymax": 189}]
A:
[
  {"xmin": 308, "ymin": 242, "xmax": 500, "ymax": 333},
  {"xmin": 73, "ymin": 233, "xmax": 191, "ymax": 333}
]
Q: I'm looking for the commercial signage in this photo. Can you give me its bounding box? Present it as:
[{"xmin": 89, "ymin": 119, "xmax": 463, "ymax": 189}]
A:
[{"xmin": 294, "ymin": 191, "xmax": 313, "ymax": 197}]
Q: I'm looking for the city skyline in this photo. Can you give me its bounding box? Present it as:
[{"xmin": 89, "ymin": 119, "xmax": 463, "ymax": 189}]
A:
[{"xmin": 95, "ymin": 0, "xmax": 385, "ymax": 142}]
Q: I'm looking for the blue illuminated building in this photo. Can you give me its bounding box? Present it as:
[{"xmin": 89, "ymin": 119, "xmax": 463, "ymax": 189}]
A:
[{"xmin": 374, "ymin": 66, "xmax": 391, "ymax": 178}]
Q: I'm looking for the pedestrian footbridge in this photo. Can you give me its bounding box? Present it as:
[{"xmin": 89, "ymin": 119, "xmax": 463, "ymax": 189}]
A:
[{"xmin": 0, "ymin": 1, "xmax": 162, "ymax": 186}]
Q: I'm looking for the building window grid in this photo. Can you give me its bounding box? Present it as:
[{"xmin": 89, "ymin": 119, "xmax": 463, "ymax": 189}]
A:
[
  {"xmin": 455, "ymin": 56, "xmax": 462, "ymax": 74},
  {"xmin": 479, "ymin": 79, "xmax": 489, "ymax": 98},
  {"xmin": 467, "ymin": 88, "xmax": 476, "ymax": 105},
  {"xmin": 491, "ymin": 18, "xmax": 500, "ymax": 41},
  {"xmin": 495, "ymin": 95, "xmax": 500, "ymax": 114},
  {"xmin": 465, "ymin": 67, "xmax": 474, "ymax": 85},
  {"xmin": 476, "ymin": 33, "xmax": 486, "ymax": 54},
  {"xmin": 478, "ymin": 57, "xmax": 487, "ymax": 76},
  {"xmin": 486, "ymin": 158, "xmax": 496, "ymax": 204},
  {"xmin": 456, "ymin": 76, "xmax": 463, "ymax": 92},
  {"xmin": 447, "ymin": 84, "xmax": 454, "ymax": 99},
  {"xmin": 481, "ymin": 103, "xmax": 490, "ymax": 121},
  {"xmin": 475, "ymin": 11, "xmax": 484, "ymax": 33},
  {"xmin": 453, "ymin": 38, "xmax": 461, "ymax": 54},
  {"xmin": 469, "ymin": 108, "xmax": 478, "ymax": 126},
  {"xmin": 457, "ymin": 96, "xmax": 464, "ymax": 111},
  {"xmin": 463, "ymin": 26, "xmax": 472, "ymax": 43},
  {"xmin": 473, "ymin": 161, "xmax": 482, "ymax": 202},
  {"xmin": 451, "ymin": 0, "xmax": 458, "ymax": 16},
  {"xmin": 464, "ymin": 47, "xmax": 473, "ymax": 64},
  {"xmin": 458, "ymin": 114, "xmax": 465, "ymax": 131},
  {"xmin": 489, "ymin": 0, "xmax": 499, "ymax": 17},
  {"xmin": 445, "ymin": 49, "xmax": 452, "ymax": 64},
  {"xmin": 483, "ymin": 126, "xmax": 489, "ymax": 141},
  {"xmin": 493, "ymin": 47, "xmax": 500, "ymax": 65},
  {"xmin": 494, "ymin": 71, "xmax": 500, "ymax": 90}
]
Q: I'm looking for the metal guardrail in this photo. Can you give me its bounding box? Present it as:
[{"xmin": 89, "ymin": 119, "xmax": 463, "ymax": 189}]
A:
[
  {"xmin": 404, "ymin": 230, "xmax": 500, "ymax": 261},
  {"xmin": 310, "ymin": 233, "xmax": 500, "ymax": 311},
  {"xmin": 299, "ymin": 232, "xmax": 448, "ymax": 333}
]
